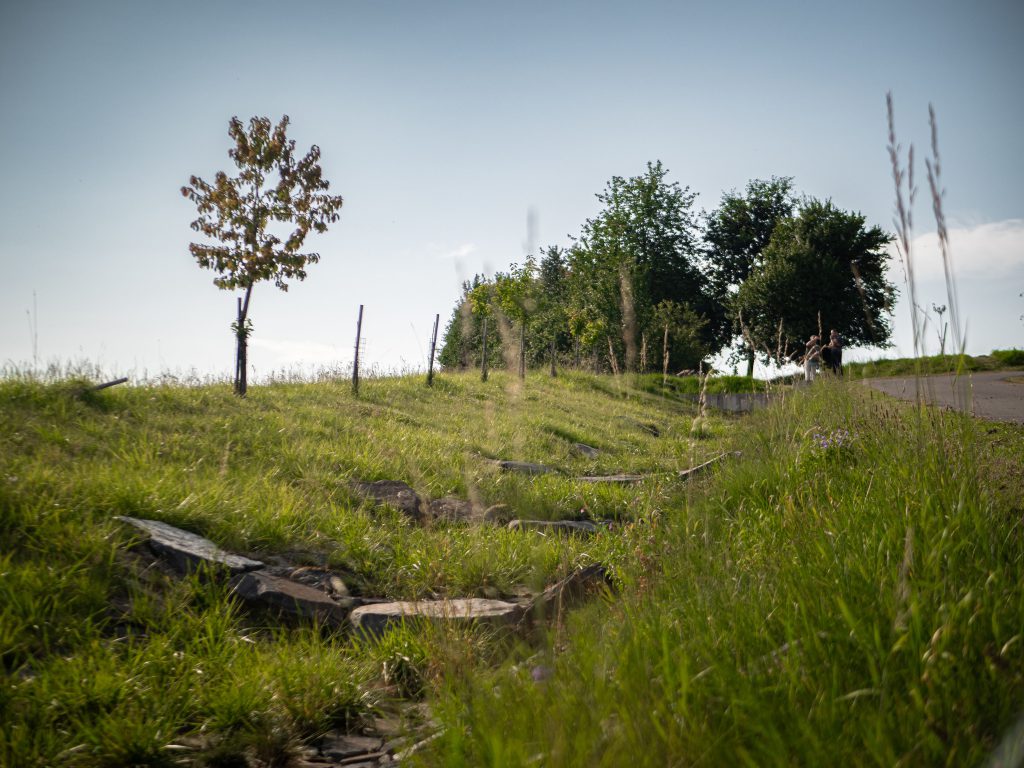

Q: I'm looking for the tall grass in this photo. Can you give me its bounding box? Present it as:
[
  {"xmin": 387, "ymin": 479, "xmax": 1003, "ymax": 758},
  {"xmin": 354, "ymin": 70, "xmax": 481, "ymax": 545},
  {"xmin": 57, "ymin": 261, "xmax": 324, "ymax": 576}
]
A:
[
  {"xmin": 423, "ymin": 381, "xmax": 1024, "ymax": 766},
  {"xmin": 412, "ymin": 101, "xmax": 1024, "ymax": 766}
]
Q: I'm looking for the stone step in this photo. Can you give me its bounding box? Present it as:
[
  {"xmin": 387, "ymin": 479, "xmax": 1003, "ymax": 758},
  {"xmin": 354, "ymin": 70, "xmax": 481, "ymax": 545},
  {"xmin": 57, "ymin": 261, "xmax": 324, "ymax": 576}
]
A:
[
  {"xmin": 350, "ymin": 598, "xmax": 525, "ymax": 638},
  {"xmin": 115, "ymin": 516, "xmax": 264, "ymax": 575}
]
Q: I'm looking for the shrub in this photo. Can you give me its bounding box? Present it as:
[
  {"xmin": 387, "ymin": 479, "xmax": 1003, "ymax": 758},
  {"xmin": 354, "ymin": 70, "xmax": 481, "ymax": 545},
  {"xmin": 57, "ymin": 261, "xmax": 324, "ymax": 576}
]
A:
[{"xmin": 992, "ymin": 348, "xmax": 1024, "ymax": 367}]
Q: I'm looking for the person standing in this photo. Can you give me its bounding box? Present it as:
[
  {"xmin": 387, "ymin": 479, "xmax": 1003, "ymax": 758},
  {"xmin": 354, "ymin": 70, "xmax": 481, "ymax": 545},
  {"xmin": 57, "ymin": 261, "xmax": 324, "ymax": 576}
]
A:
[
  {"xmin": 804, "ymin": 334, "xmax": 821, "ymax": 382},
  {"xmin": 826, "ymin": 330, "xmax": 843, "ymax": 375}
]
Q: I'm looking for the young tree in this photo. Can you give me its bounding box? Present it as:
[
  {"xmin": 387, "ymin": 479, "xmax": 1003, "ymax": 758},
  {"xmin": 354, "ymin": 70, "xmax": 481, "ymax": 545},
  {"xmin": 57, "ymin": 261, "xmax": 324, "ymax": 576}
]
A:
[
  {"xmin": 438, "ymin": 275, "xmax": 502, "ymax": 373},
  {"xmin": 533, "ymin": 246, "xmax": 573, "ymax": 373},
  {"xmin": 493, "ymin": 258, "xmax": 538, "ymax": 378},
  {"xmin": 181, "ymin": 115, "xmax": 343, "ymax": 395},
  {"xmin": 651, "ymin": 299, "xmax": 707, "ymax": 378},
  {"xmin": 734, "ymin": 199, "xmax": 896, "ymax": 365},
  {"xmin": 704, "ymin": 177, "xmax": 796, "ymax": 376}
]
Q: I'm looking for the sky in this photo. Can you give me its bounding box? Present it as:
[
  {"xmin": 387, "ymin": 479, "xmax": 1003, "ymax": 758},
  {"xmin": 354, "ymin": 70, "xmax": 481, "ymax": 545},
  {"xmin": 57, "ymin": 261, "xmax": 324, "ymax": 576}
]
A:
[{"xmin": 1, "ymin": 0, "xmax": 1022, "ymax": 381}]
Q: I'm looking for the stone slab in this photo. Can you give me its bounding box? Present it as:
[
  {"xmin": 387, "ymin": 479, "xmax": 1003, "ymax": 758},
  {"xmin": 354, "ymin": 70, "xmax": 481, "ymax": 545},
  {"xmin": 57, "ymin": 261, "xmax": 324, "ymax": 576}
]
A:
[
  {"xmin": 230, "ymin": 570, "xmax": 349, "ymax": 626},
  {"xmin": 576, "ymin": 473, "xmax": 645, "ymax": 484},
  {"xmin": 115, "ymin": 516, "xmax": 264, "ymax": 575},
  {"xmin": 507, "ymin": 519, "xmax": 599, "ymax": 535},
  {"xmin": 494, "ymin": 460, "xmax": 554, "ymax": 475},
  {"xmin": 350, "ymin": 598, "xmax": 524, "ymax": 638},
  {"xmin": 677, "ymin": 451, "xmax": 741, "ymax": 479}
]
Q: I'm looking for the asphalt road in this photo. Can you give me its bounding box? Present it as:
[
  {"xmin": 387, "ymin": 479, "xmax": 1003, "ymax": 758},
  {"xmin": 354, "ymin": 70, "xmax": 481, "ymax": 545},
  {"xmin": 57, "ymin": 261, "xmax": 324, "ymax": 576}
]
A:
[{"xmin": 862, "ymin": 370, "xmax": 1024, "ymax": 425}]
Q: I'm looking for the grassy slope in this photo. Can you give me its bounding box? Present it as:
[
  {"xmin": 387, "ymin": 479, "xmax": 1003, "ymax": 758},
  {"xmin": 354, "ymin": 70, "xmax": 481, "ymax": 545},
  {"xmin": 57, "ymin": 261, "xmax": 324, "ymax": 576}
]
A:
[
  {"xmin": 424, "ymin": 379, "xmax": 1024, "ymax": 767},
  {"xmin": 0, "ymin": 371, "xmax": 722, "ymax": 766},
  {"xmin": 2, "ymin": 372, "xmax": 1022, "ymax": 766}
]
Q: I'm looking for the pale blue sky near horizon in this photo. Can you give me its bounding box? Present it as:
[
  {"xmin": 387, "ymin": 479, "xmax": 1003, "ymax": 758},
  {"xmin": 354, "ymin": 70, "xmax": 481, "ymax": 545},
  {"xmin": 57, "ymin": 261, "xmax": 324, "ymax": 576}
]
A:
[{"xmin": 1, "ymin": 0, "xmax": 1021, "ymax": 380}]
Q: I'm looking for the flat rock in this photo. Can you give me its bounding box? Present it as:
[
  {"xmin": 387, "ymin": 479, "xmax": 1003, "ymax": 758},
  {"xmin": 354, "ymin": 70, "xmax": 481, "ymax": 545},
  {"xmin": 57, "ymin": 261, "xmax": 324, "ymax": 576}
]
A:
[
  {"xmin": 285, "ymin": 566, "xmax": 353, "ymax": 602},
  {"xmin": 576, "ymin": 473, "xmax": 645, "ymax": 484},
  {"xmin": 319, "ymin": 734, "xmax": 385, "ymax": 760},
  {"xmin": 230, "ymin": 570, "xmax": 349, "ymax": 626},
  {"xmin": 428, "ymin": 497, "xmax": 475, "ymax": 523},
  {"xmin": 115, "ymin": 516, "xmax": 264, "ymax": 575},
  {"xmin": 507, "ymin": 519, "xmax": 599, "ymax": 536},
  {"xmin": 571, "ymin": 442, "xmax": 600, "ymax": 458},
  {"xmin": 350, "ymin": 598, "xmax": 524, "ymax": 638},
  {"xmin": 494, "ymin": 460, "xmax": 554, "ymax": 475},
  {"xmin": 677, "ymin": 451, "xmax": 741, "ymax": 479},
  {"xmin": 350, "ymin": 480, "xmax": 427, "ymax": 523},
  {"xmin": 533, "ymin": 564, "xmax": 614, "ymax": 618}
]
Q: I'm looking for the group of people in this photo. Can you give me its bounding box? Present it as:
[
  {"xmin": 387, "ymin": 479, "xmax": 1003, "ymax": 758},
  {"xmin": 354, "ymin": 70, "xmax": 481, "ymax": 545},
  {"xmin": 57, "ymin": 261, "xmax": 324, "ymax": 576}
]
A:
[{"xmin": 803, "ymin": 330, "xmax": 843, "ymax": 382}]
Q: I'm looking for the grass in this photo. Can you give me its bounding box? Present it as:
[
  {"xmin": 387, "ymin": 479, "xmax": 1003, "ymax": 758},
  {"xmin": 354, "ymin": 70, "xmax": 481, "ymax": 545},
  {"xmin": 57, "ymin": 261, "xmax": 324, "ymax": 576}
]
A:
[
  {"xmin": 419, "ymin": 378, "xmax": 1024, "ymax": 766},
  {"xmin": 2, "ymin": 367, "xmax": 1022, "ymax": 766},
  {"xmin": 845, "ymin": 349, "xmax": 1024, "ymax": 379},
  {"xmin": 0, "ymin": 369, "xmax": 725, "ymax": 767}
]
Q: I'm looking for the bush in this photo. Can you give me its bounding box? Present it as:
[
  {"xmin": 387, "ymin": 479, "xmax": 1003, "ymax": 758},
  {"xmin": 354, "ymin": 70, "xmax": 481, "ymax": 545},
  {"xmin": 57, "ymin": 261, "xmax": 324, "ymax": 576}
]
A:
[{"xmin": 992, "ymin": 348, "xmax": 1024, "ymax": 367}]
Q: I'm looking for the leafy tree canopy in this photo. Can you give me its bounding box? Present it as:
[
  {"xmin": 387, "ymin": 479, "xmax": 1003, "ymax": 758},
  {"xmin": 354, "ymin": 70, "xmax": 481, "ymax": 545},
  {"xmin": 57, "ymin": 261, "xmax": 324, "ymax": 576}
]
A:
[
  {"xmin": 704, "ymin": 176, "xmax": 796, "ymax": 292},
  {"xmin": 735, "ymin": 198, "xmax": 896, "ymax": 364},
  {"xmin": 568, "ymin": 161, "xmax": 722, "ymax": 370},
  {"xmin": 181, "ymin": 115, "xmax": 343, "ymax": 394},
  {"xmin": 182, "ymin": 115, "xmax": 343, "ymax": 292}
]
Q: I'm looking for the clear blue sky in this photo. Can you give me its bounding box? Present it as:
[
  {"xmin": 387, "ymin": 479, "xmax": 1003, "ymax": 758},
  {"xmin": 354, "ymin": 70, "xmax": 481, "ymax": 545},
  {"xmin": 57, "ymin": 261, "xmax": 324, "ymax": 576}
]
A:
[{"xmin": 2, "ymin": 0, "xmax": 1021, "ymax": 379}]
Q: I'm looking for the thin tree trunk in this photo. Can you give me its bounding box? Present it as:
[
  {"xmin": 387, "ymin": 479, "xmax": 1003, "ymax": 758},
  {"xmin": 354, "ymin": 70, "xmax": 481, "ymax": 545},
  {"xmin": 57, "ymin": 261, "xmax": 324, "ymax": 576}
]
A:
[
  {"xmin": 549, "ymin": 337, "xmax": 556, "ymax": 377},
  {"xmin": 745, "ymin": 348, "xmax": 755, "ymax": 379},
  {"xmin": 662, "ymin": 325, "xmax": 670, "ymax": 385},
  {"xmin": 519, "ymin": 321, "xmax": 526, "ymax": 379},
  {"xmin": 607, "ymin": 337, "xmax": 620, "ymax": 377},
  {"xmin": 481, "ymin": 316, "xmax": 489, "ymax": 382},
  {"xmin": 235, "ymin": 283, "xmax": 254, "ymax": 396}
]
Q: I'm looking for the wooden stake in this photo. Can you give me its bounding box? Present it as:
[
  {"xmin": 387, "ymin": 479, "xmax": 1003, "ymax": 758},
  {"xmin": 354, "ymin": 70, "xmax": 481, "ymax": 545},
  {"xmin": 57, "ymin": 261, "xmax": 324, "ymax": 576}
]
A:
[
  {"xmin": 353, "ymin": 304, "xmax": 364, "ymax": 396},
  {"xmin": 427, "ymin": 313, "xmax": 440, "ymax": 386}
]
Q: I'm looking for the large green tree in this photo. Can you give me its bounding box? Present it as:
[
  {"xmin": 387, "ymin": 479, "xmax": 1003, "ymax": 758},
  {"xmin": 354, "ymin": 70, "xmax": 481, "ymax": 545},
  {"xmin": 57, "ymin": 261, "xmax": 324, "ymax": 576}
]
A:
[
  {"xmin": 568, "ymin": 161, "xmax": 720, "ymax": 372},
  {"xmin": 182, "ymin": 115, "xmax": 343, "ymax": 395},
  {"xmin": 704, "ymin": 177, "xmax": 796, "ymax": 375},
  {"xmin": 734, "ymin": 199, "xmax": 896, "ymax": 365}
]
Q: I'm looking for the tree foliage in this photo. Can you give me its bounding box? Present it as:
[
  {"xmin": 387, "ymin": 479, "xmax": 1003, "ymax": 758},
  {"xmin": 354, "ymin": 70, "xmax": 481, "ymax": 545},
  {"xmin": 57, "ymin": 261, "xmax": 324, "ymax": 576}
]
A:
[
  {"xmin": 181, "ymin": 115, "xmax": 343, "ymax": 394},
  {"xmin": 437, "ymin": 166, "xmax": 896, "ymax": 378},
  {"xmin": 437, "ymin": 275, "xmax": 503, "ymax": 371},
  {"xmin": 704, "ymin": 177, "xmax": 796, "ymax": 374},
  {"xmin": 735, "ymin": 199, "xmax": 896, "ymax": 364},
  {"xmin": 567, "ymin": 161, "xmax": 720, "ymax": 371}
]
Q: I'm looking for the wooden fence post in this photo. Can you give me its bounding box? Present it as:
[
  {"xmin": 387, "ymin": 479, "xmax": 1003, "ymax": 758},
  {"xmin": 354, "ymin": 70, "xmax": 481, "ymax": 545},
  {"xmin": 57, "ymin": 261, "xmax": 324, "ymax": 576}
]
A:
[
  {"xmin": 353, "ymin": 304, "xmax": 364, "ymax": 396},
  {"xmin": 427, "ymin": 313, "xmax": 440, "ymax": 387}
]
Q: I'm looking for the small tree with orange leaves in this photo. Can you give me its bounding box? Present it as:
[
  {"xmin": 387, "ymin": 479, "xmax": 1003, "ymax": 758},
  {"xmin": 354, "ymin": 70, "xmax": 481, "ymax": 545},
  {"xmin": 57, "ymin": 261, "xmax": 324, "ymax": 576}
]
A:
[{"xmin": 182, "ymin": 115, "xmax": 343, "ymax": 395}]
